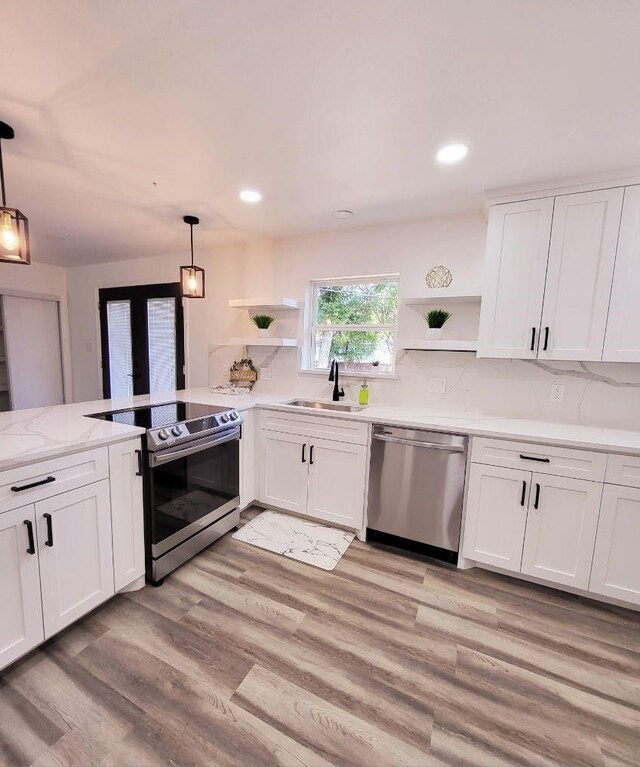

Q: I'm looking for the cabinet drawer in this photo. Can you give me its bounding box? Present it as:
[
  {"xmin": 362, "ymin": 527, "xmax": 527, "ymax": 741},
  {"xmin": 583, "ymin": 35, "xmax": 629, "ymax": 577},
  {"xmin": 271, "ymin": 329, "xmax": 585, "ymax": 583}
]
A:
[
  {"xmin": 471, "ymin": 437, "xmax": 606, "ymax": 482},
  {"xmin": 260, "ymin": 409, "xmax": 368, "ymax": 445},
  {"xmin": 0, "ymin": 448, "xmax": 109, "ymax": 513},
  {"xmin": 605, "ymin": 453, "xmax": 640, "ymax": 488}
]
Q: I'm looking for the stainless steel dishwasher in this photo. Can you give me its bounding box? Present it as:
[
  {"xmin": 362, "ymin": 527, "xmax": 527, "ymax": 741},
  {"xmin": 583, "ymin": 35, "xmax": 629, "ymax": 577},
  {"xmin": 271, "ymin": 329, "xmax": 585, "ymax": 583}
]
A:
[{"xmin": 367, "ymin": 424, "xmax": 468, "ymax": 552}]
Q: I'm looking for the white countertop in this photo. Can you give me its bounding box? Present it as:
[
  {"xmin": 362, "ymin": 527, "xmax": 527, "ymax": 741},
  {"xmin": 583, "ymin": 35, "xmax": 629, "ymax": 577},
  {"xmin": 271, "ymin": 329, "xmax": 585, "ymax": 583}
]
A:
[{"xmin": 2, "ymin": 387, "xmax": 640, "ymax": 471}]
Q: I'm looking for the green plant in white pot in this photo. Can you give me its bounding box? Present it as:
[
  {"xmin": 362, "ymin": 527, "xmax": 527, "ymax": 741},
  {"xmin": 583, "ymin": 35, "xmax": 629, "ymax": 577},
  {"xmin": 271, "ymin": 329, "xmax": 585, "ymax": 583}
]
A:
[
  {"xmin": 424, "ymin": 309, "xmax": 451, "ymax": 340},
  {"xmin": 252, "ymin": 314, "xmax": 275, "ymax": 338}
]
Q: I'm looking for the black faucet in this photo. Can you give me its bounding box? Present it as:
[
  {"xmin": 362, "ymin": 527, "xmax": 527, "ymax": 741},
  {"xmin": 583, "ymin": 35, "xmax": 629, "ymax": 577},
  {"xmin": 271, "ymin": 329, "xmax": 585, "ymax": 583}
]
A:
[{"xmin": 329, "ymin": 360, "xmax": 345, "ymax": 401}]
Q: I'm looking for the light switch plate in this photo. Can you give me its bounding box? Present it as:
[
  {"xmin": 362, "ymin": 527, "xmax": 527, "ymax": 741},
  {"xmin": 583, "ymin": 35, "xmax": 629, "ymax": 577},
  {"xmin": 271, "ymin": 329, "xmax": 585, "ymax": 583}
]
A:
[
  {"xmin": 429, "ymin": 377, "xmax": 446, "ymax": 394},
  {"xmin": 260, "ymin": 367, "xmax": 272, "ymax": 381},
  {"xmin": 550, "ymin": 384, "xmax": 565, "ymax": 403}
]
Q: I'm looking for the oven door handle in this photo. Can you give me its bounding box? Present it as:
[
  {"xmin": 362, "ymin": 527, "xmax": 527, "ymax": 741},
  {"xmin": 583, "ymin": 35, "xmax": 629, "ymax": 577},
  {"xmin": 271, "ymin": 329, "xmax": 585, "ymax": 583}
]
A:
[{"xmin": 149, "ymin": 427, "xmax": 241, "ymax": 468}]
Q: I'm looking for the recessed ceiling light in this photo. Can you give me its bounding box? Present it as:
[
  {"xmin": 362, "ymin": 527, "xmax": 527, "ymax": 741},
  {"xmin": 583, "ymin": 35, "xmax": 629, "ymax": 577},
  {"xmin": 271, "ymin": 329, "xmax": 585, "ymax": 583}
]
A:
[
  {"xmin": 435, "ymin": 143, "xmax": 469, "ymax": 165},
  {"xmin": 332, "ymin": 209, "xmax": 353, "ymax": 219},
  {"xmin": 239, "ymin": 189, "xmax": 262, "ymax": 203}
]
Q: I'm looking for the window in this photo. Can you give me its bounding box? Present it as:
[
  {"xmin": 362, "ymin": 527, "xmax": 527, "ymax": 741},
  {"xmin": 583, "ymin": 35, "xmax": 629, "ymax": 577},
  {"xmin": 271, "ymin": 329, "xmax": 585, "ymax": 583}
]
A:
[{"xmin": 306, "ymin": 276, "xmax": 399, "ymax": 375}]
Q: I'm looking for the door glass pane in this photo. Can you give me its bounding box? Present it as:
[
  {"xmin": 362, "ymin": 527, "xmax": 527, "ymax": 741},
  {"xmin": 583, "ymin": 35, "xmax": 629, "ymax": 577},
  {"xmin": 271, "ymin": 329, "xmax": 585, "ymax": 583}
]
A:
[
  {"xmin": 147, "ymin": 298, "xmax": 176, "ymax": 393},
  {"xmin": 106, "ymin": 301, "xmax": 133, "ymax": 397}
]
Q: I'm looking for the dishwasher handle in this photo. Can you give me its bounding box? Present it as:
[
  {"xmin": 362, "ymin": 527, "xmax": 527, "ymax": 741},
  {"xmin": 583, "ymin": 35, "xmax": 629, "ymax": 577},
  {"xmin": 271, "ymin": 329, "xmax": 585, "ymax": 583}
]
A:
[{"xmin": 372, "ymin": 433, "xmax": 465, "ymax": 452}]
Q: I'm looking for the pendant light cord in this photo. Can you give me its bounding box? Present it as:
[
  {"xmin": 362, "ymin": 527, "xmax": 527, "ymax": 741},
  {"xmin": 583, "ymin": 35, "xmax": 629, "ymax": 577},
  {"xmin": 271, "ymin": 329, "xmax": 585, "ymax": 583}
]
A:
[
  {"xmin": 0, "ymin": 139, "xmax": 6, "ymax": 207},
  {"xmin": 190, "ymin": 222, "xmax": 194, "ymax": 267}
]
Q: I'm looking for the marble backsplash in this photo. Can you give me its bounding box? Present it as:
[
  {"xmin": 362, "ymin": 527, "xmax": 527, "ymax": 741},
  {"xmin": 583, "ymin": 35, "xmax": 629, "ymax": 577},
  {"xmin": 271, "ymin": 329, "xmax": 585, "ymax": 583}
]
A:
[{"xmin": 208, "ymin": 345, "xmax": 640, "ymax": 431}]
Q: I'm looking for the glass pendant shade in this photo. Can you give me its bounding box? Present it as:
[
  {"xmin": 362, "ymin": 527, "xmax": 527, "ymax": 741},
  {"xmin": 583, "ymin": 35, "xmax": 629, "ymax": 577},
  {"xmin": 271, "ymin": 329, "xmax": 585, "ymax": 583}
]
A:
[
  {"xmin": 0, "ymin": 207, "xmax": 30, "ymax": 264},
  {"xmin": 180, "ymin": 215, "xmax": 205, "ymax": 298},
  {"xmin": 0, "ymin": 122, "xmax": 30, "ymax": 265},
  {"xmin": 180, "ymin": 264, "xmax": 205, "ymax": 298}
]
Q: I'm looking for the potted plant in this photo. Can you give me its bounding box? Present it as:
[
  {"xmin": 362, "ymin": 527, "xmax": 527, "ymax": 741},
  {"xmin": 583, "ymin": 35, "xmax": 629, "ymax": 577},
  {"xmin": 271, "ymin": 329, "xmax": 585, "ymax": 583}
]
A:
[
  {"xmin": 424, "ymin": 309, "xmax": 451, "ymax": 340},
  {"xmin": 251, "ymin": 314, "xmax": 275, "ymax": 338}
]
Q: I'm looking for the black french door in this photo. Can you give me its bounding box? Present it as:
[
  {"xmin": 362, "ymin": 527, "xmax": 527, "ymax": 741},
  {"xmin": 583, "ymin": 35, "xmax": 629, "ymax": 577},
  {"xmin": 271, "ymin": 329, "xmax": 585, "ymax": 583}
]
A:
[{"xmin": 99, "ymin": 283, "xmax": 185, "ymax": 398}]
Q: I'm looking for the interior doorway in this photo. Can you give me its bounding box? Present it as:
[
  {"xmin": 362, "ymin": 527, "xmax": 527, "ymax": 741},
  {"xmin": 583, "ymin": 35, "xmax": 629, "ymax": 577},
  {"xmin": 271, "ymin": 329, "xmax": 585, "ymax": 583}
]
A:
[{"xmin": 99, "ymin": 283, "xmax": 185, "ymax": 399}]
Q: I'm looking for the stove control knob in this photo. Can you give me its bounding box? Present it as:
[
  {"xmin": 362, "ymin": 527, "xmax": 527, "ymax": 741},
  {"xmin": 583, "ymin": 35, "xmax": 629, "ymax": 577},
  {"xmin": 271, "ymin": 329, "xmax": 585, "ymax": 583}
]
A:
[
  {"xmin": 220, "ymin": 413, "xmax": 229, "ymax": 424},
  {"xmin": 229, "ymin": 411, "xmax": 238, "ymax": 421},
  {"xmin": 171, "ymin": 426, "xmax": 182, "ymax": 437},
  {"xmin": 157, "ymin": 429, "xmax": 169, "ymax": 441}
]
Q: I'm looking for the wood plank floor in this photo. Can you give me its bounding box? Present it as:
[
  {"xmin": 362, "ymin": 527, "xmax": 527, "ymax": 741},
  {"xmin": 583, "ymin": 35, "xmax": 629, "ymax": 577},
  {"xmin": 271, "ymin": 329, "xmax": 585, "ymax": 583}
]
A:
[{"xmin": 2, "ymin": 507, "xmax": 640, "ymax": 767}]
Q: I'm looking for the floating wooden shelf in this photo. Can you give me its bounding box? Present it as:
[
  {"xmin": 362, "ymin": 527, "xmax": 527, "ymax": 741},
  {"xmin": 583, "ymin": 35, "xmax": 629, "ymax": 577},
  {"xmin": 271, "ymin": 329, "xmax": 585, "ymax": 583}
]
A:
[
  {"xmin": 228, "ymin": 297, "xmax": 299, "ymax": 312},
  {"xmin": 399, "ymin": 339, "xmax": 478, "ymax": 352},
  {"xmin": 228, "ymin": 337, "xmax": 299, "ymax": 347}
]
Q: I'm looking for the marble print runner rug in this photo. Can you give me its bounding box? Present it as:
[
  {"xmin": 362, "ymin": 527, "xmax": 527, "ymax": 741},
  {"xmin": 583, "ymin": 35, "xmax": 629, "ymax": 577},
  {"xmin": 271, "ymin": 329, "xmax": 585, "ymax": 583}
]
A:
[{"xmin": 232, "ymin": 510, "xmax": 355, "ymax": 571}]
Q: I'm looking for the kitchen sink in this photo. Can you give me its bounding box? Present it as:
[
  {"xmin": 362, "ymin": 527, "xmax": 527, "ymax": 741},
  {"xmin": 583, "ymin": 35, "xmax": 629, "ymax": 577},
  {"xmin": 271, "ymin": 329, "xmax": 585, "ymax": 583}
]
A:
[{"xmin": 284, "ymin": 399, "xmax": 366, "ymax": 413}]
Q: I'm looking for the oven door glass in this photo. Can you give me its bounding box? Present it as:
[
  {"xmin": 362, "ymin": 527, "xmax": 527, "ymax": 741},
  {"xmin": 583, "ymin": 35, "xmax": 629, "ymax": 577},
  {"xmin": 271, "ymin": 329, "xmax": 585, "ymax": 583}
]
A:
[{"xmin": 148, "ymin": 438, "xmax": 240, "ymax": 556}]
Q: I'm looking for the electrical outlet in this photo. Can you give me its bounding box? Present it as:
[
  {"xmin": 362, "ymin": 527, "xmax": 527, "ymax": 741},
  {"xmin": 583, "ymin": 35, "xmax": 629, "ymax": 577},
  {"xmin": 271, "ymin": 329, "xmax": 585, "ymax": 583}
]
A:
[
  {"xmin": 429, "ymin": 377, "xmax": 446, "ymax": 394},
  {"xmin": 221, "ymin": 363, "xmax": 229, "ymax": 376},
  {"xmin": 260, "ymin": 367, "xmax": 272, "ymax": 381},
  {"xmin": 550, "ymin": 384, "xmax": 565, "ymax": 403}
]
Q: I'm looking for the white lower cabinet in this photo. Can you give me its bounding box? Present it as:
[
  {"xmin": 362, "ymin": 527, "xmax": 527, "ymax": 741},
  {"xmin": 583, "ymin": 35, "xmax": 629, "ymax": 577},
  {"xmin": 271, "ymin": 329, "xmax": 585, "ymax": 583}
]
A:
[
  {"xmin": 260, "ymin": 430, "xmax": 309, "ymax": 514},
  {"xmin": 109, "ymin": 440, "xmax": 145, "ymax": 591},
  {"xmin": 462, "ymin": 464, "xmax": 529, "ymax": 571},
  {"xmin": 463, "ymin": 437, "xmax": 640, "ymax": 606},
  {"xmin": 520, "ymin": 474, "xmax": 602, "ymax": 589},
  {"xmin": 590, "ymin": 484, "xmax": 640, "ymax": 605},
  {"xmin": 0, "ymin": 506, "xmax": 44, "ymax": 669},
  {"xmin": 306, "ymin": 438, "xmax": 367, "ymax": 527},
  {"xmin": 259, "ymin": 418, "xmax": 367, "ymax": 529},
  {"xmin": 37, "ymin": 480, "xmax": 114, "ymax": 637}
]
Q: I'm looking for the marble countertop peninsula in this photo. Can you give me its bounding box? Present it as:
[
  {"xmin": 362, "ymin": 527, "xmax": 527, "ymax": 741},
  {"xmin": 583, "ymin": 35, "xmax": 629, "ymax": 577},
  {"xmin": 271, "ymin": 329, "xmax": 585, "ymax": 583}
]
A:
[{"xmin": 2, "ymin": 386, "xmax": 640, "ymax": 472}]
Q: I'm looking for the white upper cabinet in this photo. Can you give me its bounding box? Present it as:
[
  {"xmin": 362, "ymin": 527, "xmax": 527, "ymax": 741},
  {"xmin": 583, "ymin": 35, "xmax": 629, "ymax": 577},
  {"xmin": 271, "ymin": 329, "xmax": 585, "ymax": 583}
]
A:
[
  {"xmin": 477, "ymin": 198, "xmax": 553, "ymax": 358},
  {"xmin": 603, "ymin": 185, "xmax": 640, "ymax": 362},
  {"xmin": 479, "ymin": 184, "xmax": 627, "ymax": 361},
  {"xmin": 539, "ymin": 188, "xmax": 623, "ymax": 361}
]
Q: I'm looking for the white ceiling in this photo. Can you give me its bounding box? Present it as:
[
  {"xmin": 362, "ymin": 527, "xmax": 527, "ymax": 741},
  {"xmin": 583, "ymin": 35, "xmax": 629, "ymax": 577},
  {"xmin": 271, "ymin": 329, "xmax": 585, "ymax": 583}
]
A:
[{"xmin": 2, "ymin": 0, "xmax": 640, "ymax": 266}]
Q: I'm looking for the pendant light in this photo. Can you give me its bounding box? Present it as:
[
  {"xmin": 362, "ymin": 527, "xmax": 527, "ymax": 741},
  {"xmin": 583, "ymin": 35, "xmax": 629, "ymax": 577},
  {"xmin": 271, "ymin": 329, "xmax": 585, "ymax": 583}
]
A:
[
  {"xmin": 180, "ymin": 215, "xmax": 205, "ymax": 298},
  {"xmin": 0, "ymin": 121, "xmax": 30, "ymax": 265}
]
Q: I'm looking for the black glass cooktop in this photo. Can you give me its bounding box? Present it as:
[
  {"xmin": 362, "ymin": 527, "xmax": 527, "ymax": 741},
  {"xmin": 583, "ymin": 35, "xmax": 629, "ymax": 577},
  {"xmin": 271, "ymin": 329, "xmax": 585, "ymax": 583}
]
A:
[{"xmin": 87, "ymin": 401, "xmax": 229, "ymax": 429}]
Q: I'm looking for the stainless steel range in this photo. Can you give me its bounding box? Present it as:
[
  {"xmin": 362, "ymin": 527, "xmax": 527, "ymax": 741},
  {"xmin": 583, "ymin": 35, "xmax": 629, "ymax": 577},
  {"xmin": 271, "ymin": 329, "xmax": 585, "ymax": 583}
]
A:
[{"xmin": 88, "ymin": 401, "xmax": 242, "ymax": 584}]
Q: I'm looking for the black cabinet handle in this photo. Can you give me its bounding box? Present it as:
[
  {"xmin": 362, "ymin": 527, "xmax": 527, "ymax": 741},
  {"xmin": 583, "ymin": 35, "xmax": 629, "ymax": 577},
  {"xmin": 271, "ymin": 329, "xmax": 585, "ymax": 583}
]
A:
[
  {"xmin": 520, "ymin": 481, "xmax": 527, "ymax": 507},
  {"xmin": 309, "ymin": 445, "xmax": 314, "ymax": 465},
  {"xmin": 23, "ymin": 520, "xmax": 35, "ymax": 555},
  {"xmin": 533, "ymin": 483, "xmax": 541, "ymax": 509},
  {"xmin": 519, "ymin": 454, "xmax": 550, "ymax": 463},
  {"xmin": 543, "ymin": 326, "xmax": 549, "ymax": 351},
  {"xmin": 301, "ymin": 443, "xmax": 306, "ymax": 463},
  {"xmin": 530, "ymin": 327, "xmax": 536, "ymax": 351},
  {"xmin": 11, "ymin": 476, "xmax": 56, "ymax": 493},
  {"xmin": 43, "ymin": 513, "xmax": 54, "ymax": 547},
  {"xmin": 135, "ymin": 449, "xmax": 143, "ymax": 476}
]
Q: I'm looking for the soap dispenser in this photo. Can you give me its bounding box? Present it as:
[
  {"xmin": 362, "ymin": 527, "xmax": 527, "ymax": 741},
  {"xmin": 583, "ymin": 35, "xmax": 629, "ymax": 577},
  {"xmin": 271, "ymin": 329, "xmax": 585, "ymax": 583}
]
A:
[{"xmin": 359, "ymin": 380, "xmax": 369, "ymax": 406}]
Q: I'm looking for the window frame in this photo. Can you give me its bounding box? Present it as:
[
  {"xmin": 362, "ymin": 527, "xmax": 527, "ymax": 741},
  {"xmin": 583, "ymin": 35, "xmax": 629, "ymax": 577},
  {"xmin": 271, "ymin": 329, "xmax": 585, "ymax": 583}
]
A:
[{"xmin": 302, "ymin": 273, "xmax": 400, "ymax": 377}]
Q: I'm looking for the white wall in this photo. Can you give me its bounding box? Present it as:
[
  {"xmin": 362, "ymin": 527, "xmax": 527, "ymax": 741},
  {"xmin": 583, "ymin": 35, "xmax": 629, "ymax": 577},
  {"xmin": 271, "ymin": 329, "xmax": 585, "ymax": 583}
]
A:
[
  {"xmin": 0, "ymin": 261, "xmax": 73, "ymax": 402},
  {"xmin": 208, "ymin": 213, "xmax": 640, "ymax": 431},
  {"xmin": 64, "ymin": 208, "xmax": 640, "ymax": 431},
  {"xmin": 66, "ymin": 238, "xmax": 275, "ymax": 402}
]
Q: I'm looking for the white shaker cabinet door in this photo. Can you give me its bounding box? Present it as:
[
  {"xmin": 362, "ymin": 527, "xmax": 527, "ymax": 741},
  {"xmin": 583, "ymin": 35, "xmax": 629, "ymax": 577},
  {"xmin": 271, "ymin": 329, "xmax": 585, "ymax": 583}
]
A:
[
  {"xmin": 539, "ymin": 188, "xmax": 623, "ymax": 361},
  {"xmin": 590, "ymin": 484, "xmax": 640, "ymax": 605},
  {"xmin": 0, "ymin": 506, "xmax": 44, "ymax": 670},
  {"xmin": 259, "ymin": 430, "xmax": 309, "ymax": 515},
  {"xmin": 461, "ymin": 464, "xmax": 530, "ymax": 572},
  {"xmin": 477, "ymin": 198, "xmax": 553, "ymax": 358},
  {"xmin": 521, "ymin": 474, "xmax": 602, "ymax": 589},
  {"xmin": 603, "ymin": 185, "xmax": 640, "ymax": 362},
  {"xmin": 109, "ymin": 439, "xmax": 145, "ymax": 591},
  {"xmin": 37, "ymin": 480, "xmax": 115, "ymax": 637},
  {"xmin": 306, "ymin": 438, "xmax": 367, "ymax": 528}
]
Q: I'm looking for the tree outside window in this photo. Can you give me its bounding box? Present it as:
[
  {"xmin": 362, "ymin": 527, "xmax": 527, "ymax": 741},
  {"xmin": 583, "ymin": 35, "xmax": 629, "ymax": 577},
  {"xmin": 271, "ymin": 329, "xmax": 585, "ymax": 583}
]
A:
[{"xmin": 308, "ymin": 277, "xmax": 399, "ymax": 374}]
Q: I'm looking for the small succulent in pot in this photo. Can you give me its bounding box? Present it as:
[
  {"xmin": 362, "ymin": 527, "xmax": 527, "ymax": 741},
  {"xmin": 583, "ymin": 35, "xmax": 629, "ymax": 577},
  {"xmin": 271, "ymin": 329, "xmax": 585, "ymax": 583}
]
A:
[
  {"xmin": 424, "ymin": 309, "xmax": 451, "ymax": 340},
  {"xmin": 251, "ymin": 314, "xmax": 275, "ymax": 337}
]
